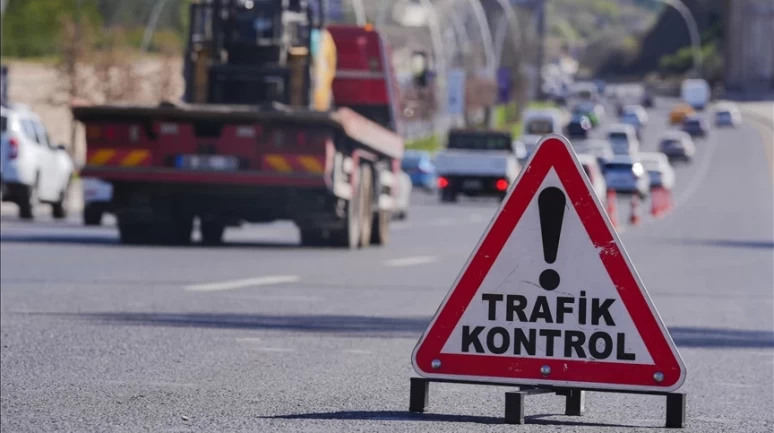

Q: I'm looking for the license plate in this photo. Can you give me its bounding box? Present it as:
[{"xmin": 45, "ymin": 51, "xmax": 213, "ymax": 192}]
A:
[
  {"xmin": 176, "ymin": 155, "xmax": 239, "ymax": 170},
  {"xmin": 463, "ymin": 180, "xmax": 483, "ymax": 190}
]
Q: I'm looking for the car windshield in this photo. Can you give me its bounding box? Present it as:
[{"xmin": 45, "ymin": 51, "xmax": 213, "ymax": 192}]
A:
[
  {"xmin": 609, "ymin": 132, "xmax": 629, "ymax": 142},
  {"xmin": 661, "ymin": 139, "xmax": 681, "ymax": 146},
  {"xmin": 606, "ymin": 163, "xmax": 633, "ymax": 171},
  {"xmin": 525, "ymin": 119, "xmax": 554, "ymax": 135},
  {"xmin": 447, "ymin": 132, "xmax": 511, "ymax": 151},
  {"xmin": 621, "ymin": 114, "xmax": 639, "ymax": 124},
  {"xmin": 684, "ymin": 120, "xmax": 701, "ymax": 127},
  {"xmin": 401, "ymin": 157, "xmax": 422, "ymax": 170}
]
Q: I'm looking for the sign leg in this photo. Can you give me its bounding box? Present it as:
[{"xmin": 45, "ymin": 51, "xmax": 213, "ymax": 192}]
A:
[
  {"xmin": 665, "ymin": 393, "xmax": 686, "ymax": 428},
  {"xmin": 564, "ymin": 389, "xmax": 585, "ymax": 416},
  {"xmin": 504, "ymin": 391, "xmax": 526, "ymax": 424},
  {"xmin": 409, "ymin": 378, "xmax": 429, "ymax": 413}
]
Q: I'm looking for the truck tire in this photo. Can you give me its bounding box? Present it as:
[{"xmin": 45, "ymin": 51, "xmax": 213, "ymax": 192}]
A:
[
  {"xmin": 370, "ymin": 208, "xmax": 390, "ymax": 246},
  {"xmin": 300, "ymin": 228, "xmax": 325, "ymax": 247},
  {"xmin": 440, "ymin": 188, "xmax": 457, "ymax": 203},
  {"xmin": 358, "ymin": 164, "xmax": 374, "ymax": 248},
  {"xmin": 119, "ymin": 221, "xmax": 152, "ymax": 245},
  {"xmin": 167, "ymin": 215, "xmax": 194, "ymax": 246},
  {"xmin": 83, "ymin": 204, "xmax": 104, "ymax": 226},
  {"xmin": 327, "ymin": 171, "xmax": 362, "ymax": 249},
  {"xmin": 201, "ymin": 219, "xmax": 226, "ymax": 246}
]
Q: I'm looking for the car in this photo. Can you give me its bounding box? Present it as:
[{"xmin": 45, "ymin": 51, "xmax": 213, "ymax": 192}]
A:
[
  {"xmin": 604, "ymin": 155, "xmax": 650, "ymax": 198},
  {"xmin": 669, "ymin": 103, "xmax": 695, "ymax": 125},
  {"xmin": 607, "ymin": 124, "xmax": 641, "ymax": 156},
  {"xmin": 577, "ymin": 153, "xmax": 607, "ymax": 205},
  {"xmin": 393, "ymin": 170, "xmax": 412, "ymax": 220},
  {"xmin": 622, "ymin": 105, "xmax": 649, "ymax": 126},
  {"xmin": 714, "ymin": 103, "xmax": 742, "ymax": 127},
  {"xmin": 639, "ymin": 152, "xmax": 676, "ymax": 190},
  {"xmin": 401, "ymin": 150, "xmax": 436, "ymax": 191},
  {"xmin": 681, "ymin": 114, "xmax": 710, "ymax": 138},
  {"xmin": 515, "ymin": 134, "xmax": 542, "ymax": 161},
  {"xmin": 82, "ymin": 177, "xmax": 113, "ymax": 226},
  {"xmin": 0, "ymin": 104, "xmax": 74, "ymax": 219},
  {"xmin": 658, "ymin": 131, "xmax": 696, "ymax": 162},
  {"xmin": 619, "ymin": 112, "xmax": 644, "ymax": 140},
  {"xmin": 573, "ymin": 138, "xmax": 615, "ymax": 170},
  {"xmin": 573, "ymin": 101, "xmax": 605, "ymax": 128},
  {"xmin": 512, "ymin": 139, "xmax": 528, "ymax": 162},
  {"xmin": 681, "ymin": 78, "xmax": 710, "ymax": 111},
  {"xmin": 641, "ymin": 87, "xmax": 655, "ymax": 108},
  {"xmin": 566, "ymin": 114, "xmax": 592, "ymax": 139}
]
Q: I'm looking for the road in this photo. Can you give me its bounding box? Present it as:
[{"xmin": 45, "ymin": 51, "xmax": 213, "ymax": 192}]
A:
[{"xmin": 1, "ymin": 99, "xmax": 773, "ymax": 432}]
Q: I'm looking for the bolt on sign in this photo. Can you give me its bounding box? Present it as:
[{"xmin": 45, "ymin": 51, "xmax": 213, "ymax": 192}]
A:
[{"xmin": 412, "ymin": 135, "xmax": 686, "ymax": 392}]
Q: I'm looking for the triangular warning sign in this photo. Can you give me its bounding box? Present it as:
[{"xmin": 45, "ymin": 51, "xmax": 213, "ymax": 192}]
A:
[{"xmin": 412, "ymin": 135, "xmax": 686, "ymax": 392}]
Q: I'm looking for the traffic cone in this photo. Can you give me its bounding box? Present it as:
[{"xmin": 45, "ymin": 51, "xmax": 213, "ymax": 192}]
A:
[
  {"xmin": 606, "ymin": 189, "xmax": 619, "ymax": 229},
  {"xmin": 651, "ymin": 187, "xmax": 664, "ymax": 218},
  {"xmin": 629, "ymin": 195, "xmax": 641, "ymax": 226}
]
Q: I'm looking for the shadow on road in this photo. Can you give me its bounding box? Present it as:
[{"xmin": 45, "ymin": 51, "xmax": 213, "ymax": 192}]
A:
[
  {"xmin": 0, "ymin": 234, "xmax": 320, "ymax": 250},
  {"xmin": 266, "ymin": 411, "xmax": 643, "ymax": 428},
  {"xmin": 660, "ymin": 238, "xmax": 774, "ymax": 250},
  {"xmin": 669, "ymin": 327, "xmax": 774, "ymax": 348},
  {"xmin": 34, "ymin": 312, "xmax": 774, "ymax": 347}
]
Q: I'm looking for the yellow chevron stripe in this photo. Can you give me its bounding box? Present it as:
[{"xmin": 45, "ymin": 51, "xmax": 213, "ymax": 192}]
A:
[
  {"xmin": 120, "ymin": 150, "xmax": 150, "ymax": 166},
  {"xmin": 87, "ymin": 149, "xmax": 116, "ymax": 166},
  {"xmin": 297, "ymin": 155, "xmax": 324, "ymax": 174},
  {"xmin": 265, "ymin": 154, "xmax": 293, "ymax": 173}
]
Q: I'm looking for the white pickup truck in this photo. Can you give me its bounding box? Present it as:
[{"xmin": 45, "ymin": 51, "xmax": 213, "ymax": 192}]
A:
[{"xmin": 434, "ymin": 129, "xmax": 521, "ymax": 202}]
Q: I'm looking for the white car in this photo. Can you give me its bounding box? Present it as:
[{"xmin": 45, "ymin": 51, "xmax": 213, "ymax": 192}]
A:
[
  {"xmin": 639, "ymin": 152, "xmax": 676, "ymax": 190},
  {"xmin": 607, "ymin": 124, "xmax": 641, "ymax": 156},
  {"xmin": 658, "ymin": 131, "xmax": 696, "ymax": 162},
  {"xmin": 1, "ymin": 104, "xmax": 74, "ymax": 219},
  {"xmin": 573, "ymin": 138, "xmax": 615, "ymax": 168},
  {"xmin": 713, "ymin": 102, "xmax": 742, "ymax": 128},
  {"xmin": 577, "ymin": 153, "xmax": 607, "ymax": 205},
  {"xmin": 393, "ymin": 170, "xmax": 412, "ymax": 220},
  {"xmin": 622, "ymin": 104, "xmax": 649, "ymax": 126},
  {"xmin": 83, "ymin": 177, "xmax": 113, "ymax": 225},
  {"xmin": 604, "ymin": 155, "xmax": 650, "ymax": 198}
]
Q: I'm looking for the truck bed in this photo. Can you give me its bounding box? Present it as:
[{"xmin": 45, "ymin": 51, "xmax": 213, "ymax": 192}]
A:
[{"xmin": 71, "ymin": 101, "xmax": 404, "ymax": 160}]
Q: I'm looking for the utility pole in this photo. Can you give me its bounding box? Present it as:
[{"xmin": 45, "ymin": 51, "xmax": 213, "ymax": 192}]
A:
[{"xmin": 535, "ymin": 0, "xmax": 546, "ymax": 101}]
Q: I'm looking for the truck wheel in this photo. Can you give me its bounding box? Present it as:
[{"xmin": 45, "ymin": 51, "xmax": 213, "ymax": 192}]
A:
[
  {"xmin": 370, "ymin": 208, "xmax": 390, "ymax": 246},
  {"xmin": 358, "ymin": 164, "xmax": 374, "ymax": 248},
  {"xmin": 119, "ymin": 222, "xmax": 152, "ymax": 245},
  {"xmin": 83, "ymin": 204, "xmax": 104, "ymax": 226},
  {"xmin": 201, "ymin": 220, "xmax": 226, "ymax": 246},
  {"xmin": 300, "ymin": 228, "xmax": 325, "ymax": 247},
  {"xmin": 168, "ymin": 215, "xmax": 194, "ymax": 246},
  {"xmin": 440, "ymin": 188, "xmax": 457, "ymax": 203}
]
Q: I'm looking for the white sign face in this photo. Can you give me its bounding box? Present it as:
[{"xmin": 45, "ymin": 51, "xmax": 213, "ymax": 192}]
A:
[
  {"xmin": 440, "ymin": 167, "xmax": 652, "ymax": 364},
  {"xmin": 412, "ymin": 135, "xmax": 686, "ymax": 392},
  {"xmin": 446, "ymin": 68, "xmax": 466, "ymax": 116}
]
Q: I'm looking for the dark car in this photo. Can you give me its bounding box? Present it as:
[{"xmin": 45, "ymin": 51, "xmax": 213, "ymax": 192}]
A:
[
  {"xmin": 566, "ymin": 114, "xmax": 592, "ymax": 139},
  {"xmin": 641, "ymin": 88, "xmax": 654, "ymax": 108},
  {"xmin": 681, "ymin": 115, "xmax": 710, "ymax": 138}
]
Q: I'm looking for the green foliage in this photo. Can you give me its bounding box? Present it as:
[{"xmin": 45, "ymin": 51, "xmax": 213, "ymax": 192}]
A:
[
  {"xmin": 405, "ymin": 135, "xmax": 441, "ymax": 153},
  {"xmin": 658, "ymin": 43, "xmax": 723, "ymax": 80},
  {"xmin": 0, "ymin": 0, "xmax": 189, "ymax": 58},
  {"xmin": 1, "ymin": 0, "xmax": 102, "ymax": 57}
]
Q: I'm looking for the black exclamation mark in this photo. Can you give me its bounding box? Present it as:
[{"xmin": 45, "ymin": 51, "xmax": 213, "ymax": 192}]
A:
[{"xmin": 538, "ymin": 187, "xmax": 566, "ymax": 291}]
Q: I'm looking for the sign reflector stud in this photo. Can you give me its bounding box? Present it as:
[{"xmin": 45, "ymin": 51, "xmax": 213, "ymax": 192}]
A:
[{"xmin": 411, "ymin": 134, "xmax": 686, "ymax": 393}]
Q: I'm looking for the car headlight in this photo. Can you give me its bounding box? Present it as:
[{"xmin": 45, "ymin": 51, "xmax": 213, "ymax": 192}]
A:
[{"xmin": 632, "ymin": 163, "xmax": 644, "ymax": 177}]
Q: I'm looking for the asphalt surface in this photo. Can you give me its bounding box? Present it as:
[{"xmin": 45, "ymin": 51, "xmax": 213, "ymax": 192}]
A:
[{"xmin": 2, "ymin": 98, "xmax": 773, "ymax": 433}]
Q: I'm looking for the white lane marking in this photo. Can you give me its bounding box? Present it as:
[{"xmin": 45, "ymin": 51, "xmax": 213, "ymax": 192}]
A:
[
  {"xmin": 384, "ymin": 255, "xmax": 439, "ymax": 267},
  {"xmin": 184, "ymin": 275, "xmax": 300, "ymax": 292},
  {"xmin": 235, "ymin": 337, "xmax": 262, "ymax": 343},
  {"xmin": 342, "ymin": 349, "xmax": 373, "ymax": 355},
  {"xmin": 252, "ymin": 347, "xmax": 295, "ymax": 353},
  {"xmin": 673, "ymin": 131, "xmax": 719, "ymax": 208}
]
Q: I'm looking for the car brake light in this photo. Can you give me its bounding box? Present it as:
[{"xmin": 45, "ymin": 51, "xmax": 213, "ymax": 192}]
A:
[
  {"xmin": 495, "ymin": 179, "xmax": 509, "ymax": 191},
  {"xmin": 8, "ymin": 137, "xmax": 19, "ymax": 159},
  {"xmin": 438, "ymin": 177, "xmax": 449, "ymax": 189}
]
